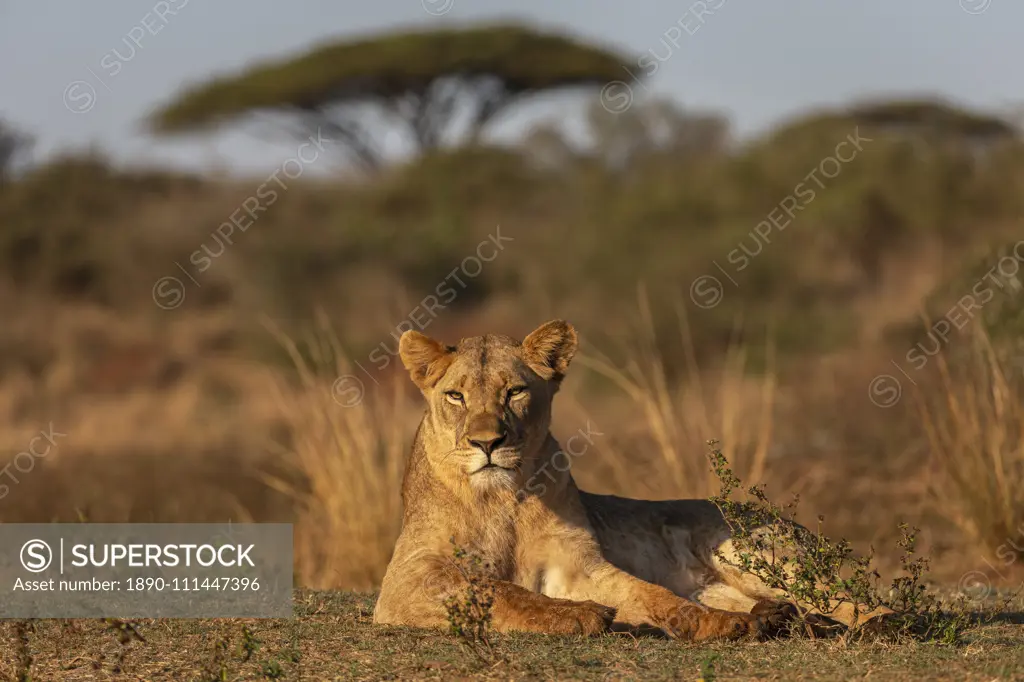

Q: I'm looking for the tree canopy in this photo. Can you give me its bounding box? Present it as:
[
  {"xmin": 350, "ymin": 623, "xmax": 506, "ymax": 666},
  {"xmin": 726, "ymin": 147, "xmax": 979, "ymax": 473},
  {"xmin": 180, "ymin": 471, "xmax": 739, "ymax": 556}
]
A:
[
  {"xmin": 148, "ymin": 24, "xmax": 635, "ymax": 170},
  {"xmin": 849, "ymin": 98, "xmax": 1017, "ymax": 141}
]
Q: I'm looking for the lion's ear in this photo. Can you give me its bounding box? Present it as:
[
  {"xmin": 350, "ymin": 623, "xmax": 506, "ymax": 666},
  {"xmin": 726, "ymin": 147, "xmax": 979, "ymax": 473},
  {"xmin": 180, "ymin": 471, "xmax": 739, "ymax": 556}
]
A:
[
  {"xmin": 522, "ymin": 320, "xmax": 578, "ymax": 383},
  {"xmin": 399, "ymin": 331, "xmax": 455, "ymax": 391}
]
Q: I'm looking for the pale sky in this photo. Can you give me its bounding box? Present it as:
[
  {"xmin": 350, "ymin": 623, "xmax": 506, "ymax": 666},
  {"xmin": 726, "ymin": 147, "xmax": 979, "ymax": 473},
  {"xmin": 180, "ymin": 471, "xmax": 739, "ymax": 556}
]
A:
[{"xmin": 0, "ymin": 0, "xmax": 1019, "ymax": 175}]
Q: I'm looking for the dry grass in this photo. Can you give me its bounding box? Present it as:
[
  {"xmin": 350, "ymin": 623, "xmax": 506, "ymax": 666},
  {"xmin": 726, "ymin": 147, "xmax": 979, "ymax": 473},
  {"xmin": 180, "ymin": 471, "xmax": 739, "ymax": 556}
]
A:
[
  {"xmin": 6, "ymin": 590, "xmax": 1023, "ymax": 681},
  {"xmin": 0, "ymin": 299, "xmax": 1005, "ymax": 592},
  {"xmin": 264, "ymin": 313, "xmax": 412, "ymax": 590},
  {"xmin": 0, "ymin": 304, "xmax": 292, "ymax": 524},
  {"xmin": 918, "ymin": 327, "xmax": 1024, "ymax": 560},
  {"xmin": 0, "ymin": 298, "xmax": 1012, "ymax": 592},
  {"xmin": 577, "ymin": 295, "xmax": 775, "ymax": 500}
]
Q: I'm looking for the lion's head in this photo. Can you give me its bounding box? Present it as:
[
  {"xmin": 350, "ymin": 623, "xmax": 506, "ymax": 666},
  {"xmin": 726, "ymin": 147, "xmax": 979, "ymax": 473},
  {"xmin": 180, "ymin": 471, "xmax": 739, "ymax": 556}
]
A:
[{"xmin": 398, "ymin": 320, "xmax": 577, "ymax": 491}]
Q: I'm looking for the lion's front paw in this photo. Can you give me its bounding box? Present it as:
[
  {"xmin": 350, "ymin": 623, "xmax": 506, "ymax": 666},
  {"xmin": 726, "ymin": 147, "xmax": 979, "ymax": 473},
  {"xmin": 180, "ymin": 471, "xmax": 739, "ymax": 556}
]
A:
[
  {"xmin": 695, "ymin": 610, "xmax": 760, "ymax": 641},
  {"xmin": 550, "ymin": 600, "xmax": 616, "ymax": 636},
  {"xmin": 651, "ymin": 600, "xmax": 755, "ymax": 641}
]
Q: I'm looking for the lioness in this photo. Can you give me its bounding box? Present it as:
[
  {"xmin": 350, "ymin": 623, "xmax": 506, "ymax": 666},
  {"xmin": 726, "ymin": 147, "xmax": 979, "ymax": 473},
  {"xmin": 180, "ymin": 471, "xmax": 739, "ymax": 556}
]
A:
[{"xmin": 374, "ymin": 320, "xmax": 881, "ymax": 640}]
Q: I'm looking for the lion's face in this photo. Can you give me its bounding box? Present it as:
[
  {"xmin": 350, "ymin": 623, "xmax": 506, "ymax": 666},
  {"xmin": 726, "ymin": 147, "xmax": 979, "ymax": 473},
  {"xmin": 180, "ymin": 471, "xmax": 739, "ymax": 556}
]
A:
[{"xmin": 399, "ymin": 320, "xmax": 577, "ymax": 491}]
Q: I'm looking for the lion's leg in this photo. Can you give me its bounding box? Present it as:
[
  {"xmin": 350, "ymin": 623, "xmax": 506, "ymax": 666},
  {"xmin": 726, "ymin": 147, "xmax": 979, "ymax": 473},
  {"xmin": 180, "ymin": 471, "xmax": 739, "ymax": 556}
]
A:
[
  {"xmin": 374, "ymin": 563, "xmax": 614, "ymax": 635},
  {"xmin": 542, "ymin": 559, "xmax": 763, "ymax": 641},
  {"xmin": 486, "ymin": 581, "xmax": 616, "ymax": 635}
]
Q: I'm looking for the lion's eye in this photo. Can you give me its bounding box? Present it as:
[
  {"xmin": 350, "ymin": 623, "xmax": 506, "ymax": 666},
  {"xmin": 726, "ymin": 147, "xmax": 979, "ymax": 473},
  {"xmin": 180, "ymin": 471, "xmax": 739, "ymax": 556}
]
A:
[
  {"xmin": 444, "ymin": 391, "xmax": 464, "ymax": 405},
  {"xmin": 507, "ymin": 386, "xmax": 528, "ymax": 401}
]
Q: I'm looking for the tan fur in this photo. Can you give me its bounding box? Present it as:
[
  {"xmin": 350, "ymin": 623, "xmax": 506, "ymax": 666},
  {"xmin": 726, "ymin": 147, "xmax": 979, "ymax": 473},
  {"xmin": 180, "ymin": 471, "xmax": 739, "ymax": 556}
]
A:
[{"xmin": 373, "ymin": 321, "xmax": 885, "ymax": 640}]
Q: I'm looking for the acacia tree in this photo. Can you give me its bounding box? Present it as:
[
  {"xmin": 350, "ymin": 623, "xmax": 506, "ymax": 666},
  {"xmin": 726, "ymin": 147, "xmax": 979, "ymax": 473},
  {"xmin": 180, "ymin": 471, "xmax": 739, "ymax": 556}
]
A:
[{"xmin": 149, "ymin": 24, "xmax": 635, "ymax": 170}]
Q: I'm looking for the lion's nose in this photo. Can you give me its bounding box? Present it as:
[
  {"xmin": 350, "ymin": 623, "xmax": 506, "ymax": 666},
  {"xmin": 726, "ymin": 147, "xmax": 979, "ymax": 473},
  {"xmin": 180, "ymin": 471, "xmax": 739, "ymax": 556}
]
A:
[{"xmin": 469, "ymin": 432, "xmax": 507, "ymax": 455}]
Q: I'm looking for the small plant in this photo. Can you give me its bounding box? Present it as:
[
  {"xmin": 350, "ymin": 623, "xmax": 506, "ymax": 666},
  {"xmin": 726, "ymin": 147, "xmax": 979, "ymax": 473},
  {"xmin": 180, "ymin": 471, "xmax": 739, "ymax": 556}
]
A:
[
  {"xmin": 261, "ymin": 659, "xmax": 286, "ymax": 679},
  {"xmin": 199, "ymin": 635, "xmax": 231, "ymax": 682},
  {"xmin": 442, "ymin": 539, "xmax": 497, "ymax": 663},
  {"xmin": 103, "ymin": 618, "xmax": 145, "ymax": 674},
  {"xmin": 698, "ymin": 652, "xmax": 721, "ymax": 682},
  {"xmin": 707, "ymin": 440, "xmax": 974, "ymax": 643},
  {"xmin": 14, "ymin": 619, "xmax": 34, "ymax": 682},
  {"xmin": 239, "ymin": 625, "xmax": 261, "ymax": 662}
]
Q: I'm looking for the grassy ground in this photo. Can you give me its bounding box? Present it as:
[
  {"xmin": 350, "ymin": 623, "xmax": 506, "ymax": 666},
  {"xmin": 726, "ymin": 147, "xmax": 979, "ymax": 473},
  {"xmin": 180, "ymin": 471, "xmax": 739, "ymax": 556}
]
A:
[{"xmin": 4, "ymin": 590, "xmax": 1023, "ymax": 681}]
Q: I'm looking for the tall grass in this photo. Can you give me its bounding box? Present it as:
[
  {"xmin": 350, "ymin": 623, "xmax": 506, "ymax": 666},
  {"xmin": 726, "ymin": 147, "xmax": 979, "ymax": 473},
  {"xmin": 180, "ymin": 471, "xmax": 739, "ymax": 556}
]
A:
[
  {"xmin": 578, "ymin": 294, "xmax": 775, "ymax": 499},
  {"xmin": 265, "ymin": 313, "xmax": 411, "ymax": 590},
  {"xmin": 918, "ymin": 328, "xmax": 1024, "ymax": 560}
]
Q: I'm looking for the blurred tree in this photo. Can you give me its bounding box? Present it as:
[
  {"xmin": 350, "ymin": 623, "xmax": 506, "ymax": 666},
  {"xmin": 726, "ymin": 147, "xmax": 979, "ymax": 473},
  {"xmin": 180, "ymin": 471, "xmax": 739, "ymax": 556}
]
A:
[
  {"xmin": 148, "ymin": 24, "xmax": 634, "ymax": 171},
  {"xmin": 586, "ymin": 97, "xmax": 729, "ymax": 168},
  {"xmin": 849, "ymin": 98, "xmax": 1017, "ymax": 147},
  {"xmin": 523, "ymin": 121, "xmax": 579, "ymax": 170},
  {"xmin": 525, "ymin": 97, "xmax": 729, "ymax": 171},
  {"xmin": 0, "ymin": 119, "xmax": 32, "ymax": 185}
]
